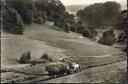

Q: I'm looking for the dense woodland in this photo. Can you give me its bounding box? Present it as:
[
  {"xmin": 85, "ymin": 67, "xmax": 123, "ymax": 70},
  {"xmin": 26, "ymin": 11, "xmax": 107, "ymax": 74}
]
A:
[
  {"xmin": 0, "ymin": 0, "xmax": 127, "ymax": 44},
  {"xmin": 77, "ymin": 2, "xmax": 121, "ymax": 28}
]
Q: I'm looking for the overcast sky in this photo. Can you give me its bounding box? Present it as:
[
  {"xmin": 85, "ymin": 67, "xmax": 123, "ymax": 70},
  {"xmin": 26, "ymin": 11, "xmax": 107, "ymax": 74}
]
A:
[{"xmin": 60, "ymin": 0, "xmax": 127, "ymax": 6}]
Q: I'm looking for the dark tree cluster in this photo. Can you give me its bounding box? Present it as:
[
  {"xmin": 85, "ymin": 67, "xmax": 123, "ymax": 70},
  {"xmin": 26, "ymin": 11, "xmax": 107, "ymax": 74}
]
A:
[
  {"xmin": 98, "ymin": 29, "xmax": 115, "ymax": 45},
  {"xmin": 117, "ymin": 10, "xmax": 128, "ymax": 43},
  {"xmin": 3, "ymin": 4, "xmax": 24, "ymax": 34},
  {"xmin": 6, "ymin": 0, "xmax": 35, "ymax": 24},
  {"xmin": 2, "ymin": 0, "xmax": 75, "ymax": 34},
  {"xmin": 77, "ymin": 1, "xmax": 121, "ymax": 28},
  {"xmin": 70, "ymin": 21, "xmax": 97, "ymax": 39},
  {"xmin": 1, "ymin": 0, "xmax": 97, "ymax": 38}
]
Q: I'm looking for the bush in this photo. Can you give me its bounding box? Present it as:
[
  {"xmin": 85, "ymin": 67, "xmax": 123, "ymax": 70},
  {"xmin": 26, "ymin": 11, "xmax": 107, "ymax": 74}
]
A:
[
  {"xmin": 81, "ymin": 25, "xmax": 97, "ymax": 38},
  {"xmin": 48, "ymin": 58, "xmax": 52, "ymax": 62},
  {"xmin": 70, "ymin": 25, "xmax": 77, "ymax": 32},
  {"xmin": 98, "ymin": 30, "xmax": 115, "ymax": 45},
  {"xmin": 82, "ymin": 29, "xmax": 91, "ymax": 38},
  {"xmin": 3, "ymin": 6, "xmax": 24, "ymax": 34},
  {"xmin": 89, "ymin": 26, "xmax": 98, "ymax": 36},
  {"xmin": 41, "ymin": 53, "xmax": 53, "ymax": 62},
  {"xmin": 63, "ymin": 23, "xmax": 70, "ymax": 33},
  {"xmin": 41, "ymin": 53, "xmax": 49, "ymax": 59},
  {"xmin": 75, "ymin": 21, "xmax": 85, "ymax": 34},
  {"xmin": 19, "ymin": 50, "xmax": 31, "ymax": 64}
]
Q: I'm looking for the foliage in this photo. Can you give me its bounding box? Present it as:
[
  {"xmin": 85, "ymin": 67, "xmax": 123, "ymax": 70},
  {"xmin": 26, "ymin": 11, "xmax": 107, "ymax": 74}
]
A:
[
  {"xmin": 3, "ymin": 0, "xmax": 75, "ymax": 33},
  {"xmin": 98, "ymin": 30, "xmax": 115, "ymax": 45},
  {"xmin": 35, "ymin": 0, "xmax": 65, "ymax": 21},
  {"xmin": 74, "ymin": 21, "xmax": 84, "ymax": 34},
  {"xmin": 82, "ymin": 29, "xmax": 91, "ymax": 38},
  {"xmin": 70, "ymin": 24, "xmax": 77, "ymax": 32},
  {"xmin": 34, "ymin": 0, "xmax": 73, "ymax": 33},
  {"xmin": 0, "ymin": 0, "xmax": 5, "ymax": 27},
  {"xmin": 82, "ymin": 26, "xmax": 97, "ymax": 38},
  {"xmin": 41, "ymin": 53, "xmax": 49, "ymax": 59},
  {"xmin": 114, "ymin": 10, "xmax": 128, "ymax": 30},
  {"xmin": 77, "ymin": 1, "xmax": 121, "ymax": 28},
  {"xmin": 63, "ymin": 23, "xmax": 70, "ymax": 33},
  {"xmin": 20, "ymin": 50, "xmax": 31, "ymax": 64},
  {"xmin": 6, "ymin": 0, "xmax": 35, "ymax": 24},
  {"xmin": 3, "ymin": 6, "xmax": 24, "ymax": 34}
]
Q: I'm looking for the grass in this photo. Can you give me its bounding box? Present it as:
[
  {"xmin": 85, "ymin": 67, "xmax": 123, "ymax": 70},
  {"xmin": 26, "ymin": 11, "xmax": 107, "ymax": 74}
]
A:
[{"xmin": 1, "ymin": 23, "xmax": 126, "ymax": 83}]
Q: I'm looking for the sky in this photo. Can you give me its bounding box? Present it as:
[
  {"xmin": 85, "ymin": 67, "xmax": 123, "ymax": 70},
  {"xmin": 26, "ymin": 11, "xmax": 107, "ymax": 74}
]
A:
[{"xmin": 60, "ymin": 0, "xmax": 127, "ymax": 6}]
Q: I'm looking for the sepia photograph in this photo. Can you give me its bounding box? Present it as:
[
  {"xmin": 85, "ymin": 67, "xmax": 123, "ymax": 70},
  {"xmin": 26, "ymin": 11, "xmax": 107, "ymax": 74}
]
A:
[{"xmin": 0, "ymin": 0, "xmax": 128, "ymax": 83}]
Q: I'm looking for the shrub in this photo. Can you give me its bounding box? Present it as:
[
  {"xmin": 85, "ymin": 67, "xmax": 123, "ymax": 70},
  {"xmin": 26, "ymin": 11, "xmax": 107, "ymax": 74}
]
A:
[
  {"xmin": 70, "ymin": 25, "xmax": 77, "ymax": 32},
  {"xmin": 48, "ymin": 58, "xmax": 52, "ymax": 62},
  {"xmin": 63, "ymin": 23, "xmax": 70, "ymax": 33},
  {"xmin": 88, "ymin": 26, "xmax": 98, "ymax": 36},
  {"xmin": 19, "ymin": 51, "xmax": 31, "ymax": 64},
  {"xmin": 82, "ymin": 29, "xmax": 91, "ymax": 38},
  {"xmin": 75, "ymin": 22, "xmax": 85, "ymax": 34},
  {"xmin": 82, "ymin": 26, "xmax": 97, "ymax": 38},
  {"xmin": 98, "ymin": 30, "xmax": 115, "ymax": 45},
  {"xmin": 3, "ymin": 6, "xmax": 24, "ymax": 34},
  {"xmin": 41, "ymin": 53, "xmax": 49, "ymax": 59},
  {"xmin": 41, "ymin": 53, "xmax": 53, "ymax": 62}
]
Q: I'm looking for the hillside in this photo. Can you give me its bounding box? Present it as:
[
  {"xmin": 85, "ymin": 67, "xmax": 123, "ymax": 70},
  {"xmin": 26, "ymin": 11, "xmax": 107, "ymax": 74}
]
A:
[
  {"xmin": 65, "ymin": 4, "xmax": 88, "ymax": 14},
  {"xmin": 1, "ymin": 23, "xmax": 127, "ymax": 83},
  {"xmin": 121, "ymin": 2, "xmax": 127, "ymax": 10},
  {"xmin": 65, "ymin": 2, "xmax": 126, "ymax": 15}
]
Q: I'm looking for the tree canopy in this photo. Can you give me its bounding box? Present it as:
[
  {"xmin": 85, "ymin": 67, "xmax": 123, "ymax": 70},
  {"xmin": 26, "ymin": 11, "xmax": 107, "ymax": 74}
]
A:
[{"xmin": 77, "ymin": 1, "xmax": 121, "ymax": 28}]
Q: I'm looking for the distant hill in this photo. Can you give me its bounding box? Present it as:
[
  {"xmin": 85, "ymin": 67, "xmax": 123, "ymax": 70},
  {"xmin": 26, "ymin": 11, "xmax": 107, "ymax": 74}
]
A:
[
  {"xmin": 120, "ymin": 2, "xmax": 127, "ymax": 10},
  {"xmin": 65, "ymin": 2, "xmax": 127, "ymax": 14},
  {"xmin": 65, "ymin": 4, "xmax": 88, "ymax": 15}
]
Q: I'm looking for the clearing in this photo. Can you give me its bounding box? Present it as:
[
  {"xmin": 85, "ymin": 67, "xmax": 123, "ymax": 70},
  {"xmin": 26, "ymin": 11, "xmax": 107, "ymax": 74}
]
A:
[{"xmin": 1, "ymin": 23, "xmax": 127, "ymax": 83}]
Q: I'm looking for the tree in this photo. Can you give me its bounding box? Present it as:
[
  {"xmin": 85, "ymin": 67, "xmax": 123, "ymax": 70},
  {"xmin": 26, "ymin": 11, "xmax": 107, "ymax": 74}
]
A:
[
  {"xmin": 77, "ymin": 1, "xmax": 121, "ymax": 28},
  {"xmin": 6, "ymin": 0, "xmax": 35, "ymax": 24},
  {"xmin": 3, "ymin": 6, "xmax": 24, "ymax": 34}
]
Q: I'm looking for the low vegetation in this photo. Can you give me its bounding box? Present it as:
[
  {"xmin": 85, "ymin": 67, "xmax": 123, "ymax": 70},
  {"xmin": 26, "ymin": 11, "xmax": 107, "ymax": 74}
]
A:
[
  {"xmin": 41, "ymin": 53, "xmax": 52, "ymax": 62},
  {"xmin": 98, "ymin": 29, "xmax": 115, "ymax": 45},
  {"xmin": 19, "ymin": 50, "xmax": 31, "ymax": 64}
]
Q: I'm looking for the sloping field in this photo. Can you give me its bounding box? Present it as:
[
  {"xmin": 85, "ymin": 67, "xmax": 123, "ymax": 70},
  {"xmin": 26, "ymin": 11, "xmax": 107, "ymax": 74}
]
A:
[{"xmin": 1, "ymin": 23, "xmax": 127, "ymax": 83}]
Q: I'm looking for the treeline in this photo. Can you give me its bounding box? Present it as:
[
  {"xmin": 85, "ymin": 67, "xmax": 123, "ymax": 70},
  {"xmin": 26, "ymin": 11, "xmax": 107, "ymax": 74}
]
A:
[
  {"xmin": 77, "ymin": 1, "xmax": 121, "ymax": 28},
  {"xmin": 1, "ymin": 0, "xmax": 97, "ymax": 39},
  {"xmin": 1, "ymin": 0, "xmax": 122, "ymax": 40},
  {"xmin": 2, "ymin": 0, "xmax": 75, "ymax": 34}
]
